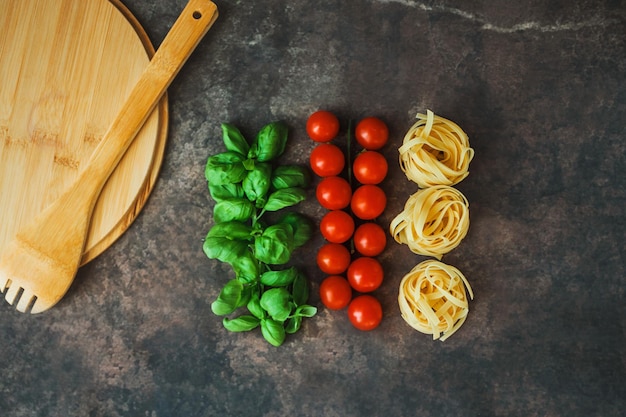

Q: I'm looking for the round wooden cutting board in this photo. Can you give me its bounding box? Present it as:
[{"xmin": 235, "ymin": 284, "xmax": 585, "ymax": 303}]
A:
[{"xmin": 0, "ymin": 0, "xmax": 169, "ymax": 265}]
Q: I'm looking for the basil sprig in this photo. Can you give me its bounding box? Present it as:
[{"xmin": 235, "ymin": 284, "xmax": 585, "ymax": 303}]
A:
[{"xmin": 203, "ymin": 121, "xmax": 316, "ymax": 347}]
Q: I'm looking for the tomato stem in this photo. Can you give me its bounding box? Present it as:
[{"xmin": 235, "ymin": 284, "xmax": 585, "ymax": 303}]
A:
[
  {"xmin": 346, "ymin": 119, "xmax": 356, "ymax": 255},
  {"xmin": 347, "ymin": 119, "xmax": 353, "ymax": 187}
]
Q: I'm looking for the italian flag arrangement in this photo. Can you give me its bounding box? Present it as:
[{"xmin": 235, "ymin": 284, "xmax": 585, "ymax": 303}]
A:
[{"xmin": 390, "ymin": 110, "xmax": 475, "ymax": 341}]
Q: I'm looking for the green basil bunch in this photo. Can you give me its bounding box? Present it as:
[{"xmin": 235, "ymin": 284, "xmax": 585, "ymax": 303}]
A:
[{"xmin": 203, "ymin": 122, "xmax": 316, "ymax": 346}]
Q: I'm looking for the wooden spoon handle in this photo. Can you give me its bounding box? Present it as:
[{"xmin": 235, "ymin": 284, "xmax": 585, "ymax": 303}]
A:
[{"xmin": 84, "ymin": 0, "xmax": 218, "ymax": 188}]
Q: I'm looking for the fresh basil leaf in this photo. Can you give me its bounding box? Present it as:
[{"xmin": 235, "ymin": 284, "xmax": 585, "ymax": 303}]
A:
[
  {"xmin": 247, "ymin": 291, "xmax": 266, "ymax": 320},
  {"xmin": 248, "ymin": 122, "xmax": 288, "ymax": 162},
  {"xmin": 223, "ymin": 315, "xmax": 260, "ymax": 332},
  {"xmin": 208, "ymin": 182, "xmax": 244, "ymax": 202},
  {"xmin": 260, "ymin": 287, "xmax": 292, "ymax": 322},
  {"xmin": 263, "ymin": 187, "xmax": 307, "ymax": 212},
  {"xmin": 211, "ymin": 279, "xmax": 244, "ymax": 316},
  {"xmin": 203, "ymin": 237, "xmax": 247, "ymax": 263},
  {"xmin": 260, "ymin": 267, "xmax": 298, "ymax": 287},
  {"xmin": 294, "ymin": 304, "xmax": 317, "ymax": 318},
  {"xmin": 205, "ymin": 152, "xmax": 247, "ymax": 185},
  {"xmin": 213, "ymin": 198, "xmax": 255, "ymax": 223},
  {"xmin": 278, "ymin": 212, "xmax": 313, "ymax": 248},
  {"xmin": 261, "ymin": 318, "xmax": 286, "ymax": 347},
  {"xmin": 271, "ymin": 165, "xmax": 310, "ymax": 190},
  {"xmin": 231, "ymin": 251, "xmax": 259, "ymax": 283},
  {"xmin": 291, "ymin": 271, "xmax": 310, "ymax": 306},
  {"xmin": 242, "ymin": 162, "xmax": 272, "ymax": 202},
  {"xmin": 254, "ymin": 196, "xmax": 268, "ymax": 209},
  {"xmin": 237, "ymin": 284, "xmax": 253, "ymax": 308},
  {"xmin": 254, "ymin": 224, "xmax": 294, "ymax": 265},
  {"xmin": 250, "ymin": 220, "xmax": 264, "ymax": 237},
  {"xmin": 285, "ymin": 316, "xmax": 302, "ymax": 334},
  {"xmin": 207, "ymin": 221, "xmax": 253, "ymax": 240},
  {"xmin": 242, "ymin": 158, "xmax": 255, "ymax": 171},
  {"xmin": 221, "ymin": 123, "xmax": 250, "ymax": 156}
]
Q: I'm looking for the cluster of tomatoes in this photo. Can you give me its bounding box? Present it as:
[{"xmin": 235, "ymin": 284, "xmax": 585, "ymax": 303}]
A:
[{"xmin": 306, "ymin": 110, "xmax": 389, "ymax": 331}]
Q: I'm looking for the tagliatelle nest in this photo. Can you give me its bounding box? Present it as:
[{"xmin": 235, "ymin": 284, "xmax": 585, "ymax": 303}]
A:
[
  {"xmin": 389, "ymin": 185, "xmax": 469, "ymax": 259},
  {"xmin": 398, "ymin": 110, "xmax": 474, "ymax": 188},
  {"xmin": 398, "ymin": 260, "xmax": 473, "ymax": 341}
]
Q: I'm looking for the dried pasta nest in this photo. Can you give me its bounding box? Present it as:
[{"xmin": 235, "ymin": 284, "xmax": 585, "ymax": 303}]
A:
[
  {"xmin": 389, "ymin": 185, "xmax": 469, "ymax": 259},
  {"xmin": 399, "ymin": 110, "xmax": 474, "ymax": 188},
  {"xmin": 398, "ymin": 260, "xmax": 473, "ymax": 341}
]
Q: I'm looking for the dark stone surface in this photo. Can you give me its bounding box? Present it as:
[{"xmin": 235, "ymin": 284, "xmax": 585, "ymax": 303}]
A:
[{"xmin": 1, "ymin": 0, "xmax": 625, "ymax": 416}]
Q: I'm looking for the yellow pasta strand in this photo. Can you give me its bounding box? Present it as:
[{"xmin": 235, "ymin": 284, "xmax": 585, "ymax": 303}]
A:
[
  {"xmin": 398, "ymin": 260, "xmax": 473, "ymax": 341},
  {"xmin": 399, "ymin": 110, "xmax": 474, "ymax": 188},
  {"xmin": 389, "ymin": 185, "xmax": 470, "ymax": 259}
]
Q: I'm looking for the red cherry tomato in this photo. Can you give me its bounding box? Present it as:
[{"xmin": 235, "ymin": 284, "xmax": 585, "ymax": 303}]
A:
[
  {"xmin": 350, "ymin": 184, "xmax": 386, "ymax": 220},
  {"xmin": 320, "ymin": 210, "xmax": 355, "ymax": 244},
  {"xmin": 353, "ymin": 222, "xmax": 387, "ymax": 256},
  {"xmin": 310, "ymin": 143, "xmax": 345, "ymax": 177},
  {"xmin": 316, "ymin": 176, "xmax": 352, "ymax": 210},
  {"xmin": 353, "ymin": 151, "xmax": 388, "ymax": 185},
  {"xmin": 306, "ymin": 110, "xmax": 340, "ymax": 142},
  {"xmin": 355, "ymin": 117, "xmax": 389, "ymax": 150},
  {"xmin": 319, "ymin": 275, "xmax": 352, "ymax": 310},
  {"xmin": 348, "ymin": 295, "xmax": 383, "ymax": 331},
  {"xmin": 316, "ymin": 243, "xmax": 351, "ymax": 275},
  {"xmin": 347, "ymin": 257, "xmax": 384, "ymax": 293}
]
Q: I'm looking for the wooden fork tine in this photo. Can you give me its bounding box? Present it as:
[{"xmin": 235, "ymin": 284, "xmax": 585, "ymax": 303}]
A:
[
  {"xmin": 1, "ymin": 260, "xmax": 39, "ymax": 312},
  {"xmin": 15, "ymin": 289, "xmax": 37, "ymax": 313},
  {"xmin": 3, "ymin": 281, "xmax": 21, "ymax": 306},
  {"xmin": 2, "ymin": 280, "xmax": 37, "ymax": 313}
]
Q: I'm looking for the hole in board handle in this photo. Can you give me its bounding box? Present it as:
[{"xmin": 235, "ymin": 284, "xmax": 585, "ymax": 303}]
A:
[{"xmin": 193, "ymin": 11, "xmax": 202, "ymax": 19}]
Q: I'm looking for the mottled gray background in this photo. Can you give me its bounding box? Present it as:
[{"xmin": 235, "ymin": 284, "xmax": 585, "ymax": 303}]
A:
[{"xmin": 1, "ymin": 0, "xmax": 625, "ymax": 416}]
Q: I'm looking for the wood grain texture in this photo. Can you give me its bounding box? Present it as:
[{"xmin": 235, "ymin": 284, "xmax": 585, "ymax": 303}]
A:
[
  {"xmin": 0, "ymin": 0, "xmax": 169, "ymax": 265},
  {"xmin": 0, "ymin": 0, "xmax": 218, "ymax": 313}
]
